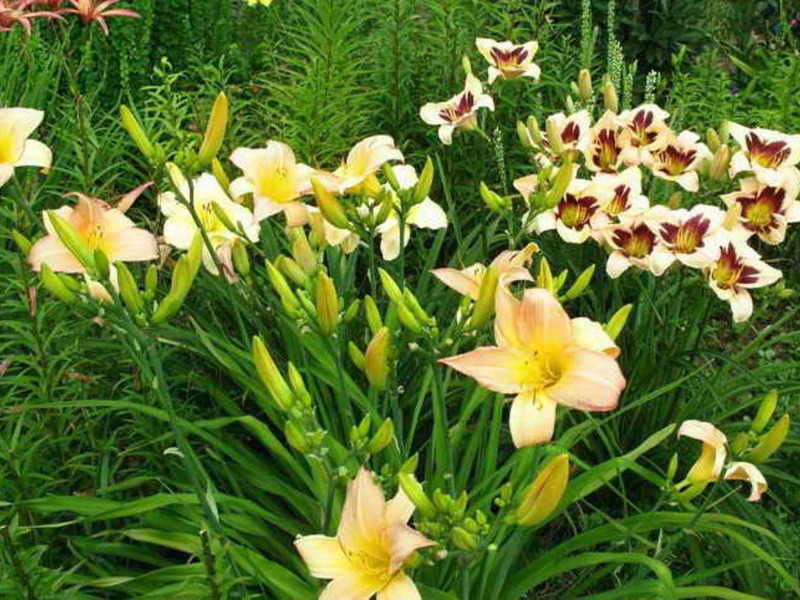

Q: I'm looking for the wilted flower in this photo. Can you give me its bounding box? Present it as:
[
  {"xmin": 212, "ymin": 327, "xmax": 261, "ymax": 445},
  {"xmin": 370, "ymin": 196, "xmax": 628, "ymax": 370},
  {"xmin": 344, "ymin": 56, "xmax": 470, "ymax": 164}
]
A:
[
  {"xmin": 475, "ymin": 38, "xmax": 540, "ymax": 83},
  {"xmin": 583, "ymin": 110, "xmax": 624, "ymax": 173},
  {"xmin": 531, "ymin": 178, "xmax": 613, "ymax": 243},
  {"xmin": 645, "ymin": 130, "xmax": 712, "ymax": 192},
  {"xmin": 724, "ymin": 462, "xmax": 768, "ymax": 502},
  {"xmin": 0, "ymin": 0, "xmax": 61, "ymax": 34},
  {"xmin": 544, "ymin": 110, "xmax": 591, "ymax": 157},
  {"xmin": 441, "ymin": 288, "xmax": 625, "ymax": 447},
  {"xmin": 230, "ymin": 140, "xmax": 315, "ymax": 226},
  {"xmin": 420, "ymin": 74, "xmax": 495, "ymax": 145},
  {"xmin": 721, "ymin": 177, "xmax": 800, "ymax": 245},
  {"xmin": 652, "ymin": 204, "xmax": 727, "ymax": 269},
  {"xmin": 295, "ymin": 467, "xmax": 434, "ymax": 600},
  {"xmin": 62, "ymin": 0, "xmax": 139, "ymax": 35},
  {"xmin": 0, "ymin": 107, "xmax": 52, "ymax": 187},
  {"xmin": 728, "ymin": 122, "xmax": 800, "ymax": 187},
  {"xmin": 617, "ymin": 104, "xmax": 672, "ymax": 166}
]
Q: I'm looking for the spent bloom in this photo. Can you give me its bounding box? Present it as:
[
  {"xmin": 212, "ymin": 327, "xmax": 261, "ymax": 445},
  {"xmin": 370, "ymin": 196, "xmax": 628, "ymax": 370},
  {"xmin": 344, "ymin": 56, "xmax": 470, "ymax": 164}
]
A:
[
  {"xmin": 62, "ymin": 0, "xmax": 139, "ymax": 35},
  {"xmin": 0, "ymin": 107, "xmax": 52, "ymax": 187},
  {"xmin": 728, "ymin": 122, "xmax": 800, "ymax": 187},
  {"xmin": 645, "ymin": 130, "xmax": 712, "ymax": 192},
  {"xmin": 720, "ymin": 177, "xmax": 800, "ymax": 245},
  {"xmin": 475, "ymin": 38, "xmax": 540, "ymax": 83},
  {"xmin": 441, "ymin": 287, "xmax": 625, "ymax": 447},
  {"xmin": 420, "ymin": 74, "xmax": 495, "ymax": 145},
  {"xmin": 295, "ymin": 467, "xmax": 434, "ymax": 600}
]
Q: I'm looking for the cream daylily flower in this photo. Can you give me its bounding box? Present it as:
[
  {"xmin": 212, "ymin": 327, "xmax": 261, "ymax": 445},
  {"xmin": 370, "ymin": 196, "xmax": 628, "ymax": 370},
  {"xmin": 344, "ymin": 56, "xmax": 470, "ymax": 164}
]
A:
[
  {"xmin": 589, "ymin": 167, "xmax": 650, "ymax": 239},
  {"xmin": 728, "ymin": 122, "xmax": 800, "ymax": 188},
  {"xmin": 583, "ymin": 110, "xmax": 624, "ymax": 173},
  {"xmin": 160, "ymin": 169, "xmax": 260, "ymax": 278},
  {"xmin": 531, "ymin": 178, "xmax": 613, "ymax": 243},
  {"xmin": 441, "ymin": 288, "xmax": 625, "ymax": 447},
  {"xmin": 420, "ymin": 74, "xmax": 495, "ymax": 145},
  {"xmin": 544, "ymin": 110, "xmax": 591, "ymax": 156},
  {"xmin": 724, "ymin": 462, "xmax": 768, "ymax": 502},
  {"xmin": 229, "ymin": 140, "xmax": 315, "ymax": 226},
  {"xmin": 295, "ymin": 467, "xmax": 434, "ymax": 600},
  {"xmin": 645, "ymin": 130, "xmax": 712, "ymax": 192},
  {"xmin": 0, "ymin": 108, "xmax": 52, "ymax": 188},
  {"xmin": 431, "ymin": 243, "xmax": 539, "ymax": 300},
  {"xmin": 705, "ymin": 241, "xmax": 782, "ymax": 323},
  {"xmin": 375, "ymin": 165, "xmax": 447, "ymax": 260},
  {"xmin": 618, "ymin": 104, "xmax": 672, "ymax": 166},
  {"xmin": 652, "ymin": 204, "xmax": 727, "ymax": 269},
  {"xmin": 606, "ymin": 219, "xmax": 673, "ymax": 279},
  {"xmin": 720, "ymin": 176, "xmax": 800, "ymax": 245},
  {"xmin": 475, "ymin": 38, "xmax": 540, "ymax": 83},
  {"xmin": 316, "ymin": 135, "xmax": 405, "ymax": 195},
  {"xmin": 28, "ymin": 183, "xmax": 157, "ymax": 274}
]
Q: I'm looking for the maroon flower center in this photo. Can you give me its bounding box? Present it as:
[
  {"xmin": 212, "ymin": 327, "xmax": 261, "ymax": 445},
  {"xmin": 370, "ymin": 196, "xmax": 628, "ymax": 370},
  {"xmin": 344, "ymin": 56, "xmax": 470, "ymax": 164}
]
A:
[
  {"xmin": 592, "ymin": 129, "xmax": 621, "ymax": 171},
  {"xmin": 628, "ymin": 110, "xmax": 658, "ymax": 147},
  {"xmin": 712, "ymin": 244, "xmax": 759, "ymax": 288},
  {"xmin": 656, "ymin": 145, "xmax": 697, "ymax": 176},
  {"xmin": 660, "ymin": 214, "xmax": 710, "ymax": 253},
  {"xmin": 737, "ymin": 186, "xmax": 785, "ymax": 232},
  {"xmin": 745, "ymin": 133, "xmax": 790, "ymax": 169},
  {"xmin": 439, "ymin": 92, "xmax": 475, "ymax": 123},
  {"xmin": 556, "ymin": 194, "xmax": 598, "ymax": 229},
  {"xmin": 561, "ymin": 122, "xmax": 581, "ymax": 145},
  {"xmin": 613, "ymin": 224, "xmax": 655, "ymax": 258},
  {"xmin": 490, "ymin": 46, "xmax": 529, "ymax": 74}
]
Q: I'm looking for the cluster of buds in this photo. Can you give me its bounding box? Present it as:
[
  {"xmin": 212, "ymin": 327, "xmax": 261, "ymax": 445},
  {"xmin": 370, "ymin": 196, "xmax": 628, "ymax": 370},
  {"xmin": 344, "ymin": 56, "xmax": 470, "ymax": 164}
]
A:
[
  {"xmin": 348, "ymin": 415, "xmax": 395, "ymax": 457},
  {"xmin": 730, "ymin": 390, "xmax": 791, "ymax": 463}
]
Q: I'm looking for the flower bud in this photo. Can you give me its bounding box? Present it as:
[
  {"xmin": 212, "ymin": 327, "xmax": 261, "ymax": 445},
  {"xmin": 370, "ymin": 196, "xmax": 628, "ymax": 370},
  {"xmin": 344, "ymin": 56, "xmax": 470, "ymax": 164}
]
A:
[
  {"xmin": 537, "ymin": 258, "xmax": 555, "ymax": 293},
  {"xmin": 396, "ymin": 302, "xmax": 423, "ymax": 333},
  {"xmin": 709, "ymin": 146, "xmax": 731, "ymax": 180},
  {"xmin": 47, "ymin": 211, "xmax": 95, "ymax": 271},
  {"xmin": 196, "ymin": 92, "xmax": 229, "ymax": 168},
  {"xmin": 287, "ymin": 362, "xmax": 313, "ymax": 407},
  {"xmin": 348, "ymin": 341, "xmax": 366, "ymax": 370},
  {"xmin": 604, "ymin": 303, "xmax": 633, "ymax": 340},
  {"xmin": 265, "ymin": 260, "xmax": 301, "ymax": 317},
  {"xmin": 398, "ymin": 472, "xmax": 436, "ymax": 518},
  {"xmin": 145, "ymin": 265, "xmax": 158, "ymax": 299},
  {"xmin": 466, "ymin": 265, "xmax": 499, "ymax": 330},
  {"xmin": 344, "ymin": 298, "xmax": 361, "ymax": 323},
  {"xmin": 403, "ymin": 289, "xmax": 432, "ymax": 325},
  {"xmin": 232, "ymin": 240, "xmax": 251, "ymax": 277},
  {"xmin": 748, "ymin": 414, "xmax": 789, "ymax": 463},
  {"xmin": 666, "ymin": 453, "xmax": 679, "ymax": 482},
  {"xmin": 187, "ymin": 232, "xmax": 204, "ymax": 279},
  {"xmin": 115, "ymin": 261, "xmax": 143, "ymax": 313},
  {"xmin": 292, "ymin": 235, "xmax": 317, "ymax": 276},
  {"xmin": 667, "ymin": 191, "xmax": 683, "ymax": 210},
  {"xmin": 514, "ymin": 454, "xmax": 570, "ymax": 527},
  {"xmin": 315, "ymin": 272, "xmax": 339, "ymax": 335},
  {"xmin": 11, "ymin": 230, "xmax": 32, "ymax": 255},
  {"xmin": 285, "ymin": 420, "xmax": 311, "ymax": 453},
  {"xmin": 40, "ymin": 264, "xmax": 77, "ymax": 304},
  {"xmin": 603, "ymin": 80, "xmax": 619, "ymax": 113},
  {"xmin": 462, "ymin": 54, "xmax": 473, "ymax": 76},
  {"xmin": 312, "ymin": 178, "xmax": 350, "ymax": 229},
  {"xmin": 480, "ymin": 182, "xmax": 507, "ymax": 214},
  {"xmin": 93, "ymin": 249, "xmax": 110, "ymax": 280},
  {"xmin": 451, "ymin": 527, "xmax": 477, "ymax": 550},
  {"xmin": 275, "ymin": 256, "xmax": 309, "ymax": 287},
  {"xmin": 544, "ymin": 157, "xmax": 573, "ymax": 208},
  {"xmin": 365, "ymin": 327, "xmax": 391, "ymax": 390},
  {"xmin": 401, "ymin": 454, "xmax": 419, "ymax": 474},
  {"xmin": 545, "ymin": 116, "xmax": 564, "ymax": 155},
  {"xmin": 731, "ymin": 432, "xmax": 749, "ymax": 455},
  {"xmin": 296, "ymin": 289, "xmax": 317, "ymax": 318},
  {"xmin": 364, "ymin": 295, "xmax": 383, "ymax": 334},
  {"xmin": 565, "ymin": 95, "xmax": 576, "ymax": 115},
  {"xmin": 382, "ymin": 163, "xmax": 401, "ymax": 192},
  {"xmin": 120, "ymin": 105, "xmax": 156, "ymax": 160},
  {"xmin": 706, "ymin": 128, "xmax": 721, "ymax": 152},
  {"xmin": 212, "ymin": 158, "xmax": 231, "ymax": 191},
  {"xmin": 517, "ymin": 121, "xmax": 535, "ymax": 149},
  {"xmin": 578, "ymin": 69, "xmax": 593, "ymax": 101},
  {"xmin": 379, "ymin": 268, "xmax": 405, "ymax": 306},
  {"xmin": 413, "ymin": 157, "xmax": 435, "ymax": 204},
  {"xmin": 526, "ymin": 116, "xmax": 543, "ymax": 146},
  {"xmin": 368, "ymin": 418, "xmax": 394, "ymax": 454},
  {"xmin": 752, "ymin": 390, "xmax": 778, "ymax": 434},
  {"xmin": 252, "ymin": 336, "xmax": 294, "ymax": 411},
  {"xmin": 561, "ymin": 264, "xmax": 595, "ymax": 302}
]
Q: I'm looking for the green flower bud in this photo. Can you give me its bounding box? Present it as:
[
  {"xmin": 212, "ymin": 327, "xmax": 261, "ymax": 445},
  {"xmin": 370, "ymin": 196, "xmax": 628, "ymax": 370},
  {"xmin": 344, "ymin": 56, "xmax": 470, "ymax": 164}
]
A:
[
  {"xmin": 212, "ymin": 158, "xmax": 231, "ymax": 191},
  {"xmin": 275, "ymin": 256, "xmax": 309, "ymax": 287},
  {"xmin": 604, "ymin": 304, "xmax": 633, "ymax": 340},
  {"xmin": 364, "ymin": 295, "xmax": 383, "ymax": 334},
  {"xmin": 115, "ymin": 261, "xmax": 143, "ymax": 313},
  {"xmin": 365, "ymin": 327, "xmax": 391, "ymax": 390},
  {"xmin": 368, "ymin": 418, "xmax": 394, "ymax": 454},
  {"xmin": 11, "ymin": 230, "xmax": 32, "ymax": 255},
  {"xmin": 413, "ymin": 157, "xmax": 435, "ymax": 204},
  {"xmin": 120, "ymin": 105, "xmax": 156, "ymax": 160},
  {"xmin": 382, "ymin": 163, "xmax": 401, "ymax": 192},
  {"xmin": 379, "ymin": 268, "xmax": 405, "ymax": 305},
  {"xmin": 514, "ymin": 454, "xmax": 570, "ymax": 527},
  {"xmin": 252, "ymin": 336, "xmax": 294, "ymax": 411},
  {"xmin": 578, "ymin": 69, "xmax": 593, "ymax": 101},
  {"xmin": 348, "ymin": 342, "xmax": 366, "ymax": 371},
  {"xmin": 537, "ymin": 258, "xmax": 555, "ymax": 293},
  {"xmin": 315, "ymin": 272, "xmax": 339, "ymax": 335},
  {"xmin": 40, "ymin": 264, "xmax": 77, "ymax": 304},
  {"xmin": 195, "ymin": 92, "xmax": 229, "ymax": 168},
  {"xmin": 145, "ymin": 265, "xmax": 158, "ymax": 299},
  {"xmin": 560, "ymin": 264, "xmax": 595, "ymax": 302},
  {"xmin": 187, "ymin": 232, "xmax": 204, "ymax": 279},
  {"xmin": 396, "ymin": 302, "xmax": 423, "ymax": 334},
  {"xmin": 751, "ymin": 389, "xmax": 778, "ymax": 434},
  {"xmin": 451, "ymin": 527, "xmax": 477, "ymax": 550},
  {"xmin": 287, "ymin": 362, "xmax": 312, "ymax": 407},
  {"xmin": 398, "ymin": 472, "xmax": 436, "ymax": 518},
  {"xmin": 344, "ymin": 298, "xmax": 361, "ymax": 323},
  {"xmin": 748, "ymin": 414, "xmax": 790, "ymax": 463},
  {"xmin": 666, "ymin": 453, "xmax": 679, "ymax": 482},
  {"xmin": 544, "ymin": 157, "xmax": 573, "ymax": 208},
  {"xmin": 265, "ymin": 260, "xmax": 301, "ymax": 317},
  {"xmin": 292, "ymin": 234, "xmax": 317, "ymax": 276},
  {"xmin": 466, "ymin": 265, "xmax": 499, "ymax": 330},
  {"xmin": 150, "ymin": 256, "xmax": 194, "ymax": 324},
  {"xmin": 312, "ymin": 178, "xmax": 350, "ymax": 229},
  {"xmin": 403, "ymin": 288, "xmax": 432, "ymax": 325},
  {"xmin": 47, "ymin": 211, "xmax": 94, "ymax": 271},
  {"xmin": 285, "ymin": 420, "xmax": 310, "ymax": 453},
  {"xmin": 232, "ymin": 240, "xmax": 251, "ymax": 277},
  {"xmin": 603, "ymin": 80, "xmax": 618, "ymax": 112},
  {"xmin": 401, "ymin": 454, "xmax": 419, "ymax": 474},
  {"xmin": 93, "ymin": 249, "xmax": 110, "ymax": 280}
]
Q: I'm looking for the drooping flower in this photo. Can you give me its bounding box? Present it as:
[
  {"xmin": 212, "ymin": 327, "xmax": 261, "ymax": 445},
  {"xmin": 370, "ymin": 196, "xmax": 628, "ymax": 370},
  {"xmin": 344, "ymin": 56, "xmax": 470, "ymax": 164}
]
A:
[
  {"xmin": 720, "ymin": 176, "xmax": 800, "ymax": 245},
  {"xmin": 645, "ymin": 131, "xmax": 712, "ymax": 192},
  {"xmin": 583, "ymin": 110, "xmax": 624, "ymax": 173},
  {"xmin": 0, "ymin": 0, "xmax": 61, "ymax": 34},
  {"xmin": 441, "ymin": 288, "xmax": 625, "ymax": 447},
  {"xmin": 705, "ymin": 241, "xmax": 782, "ymax": 323},
  {"xmin": 728, "ymin": 122, "xmax": 800, "ymax": 187},
  {"xmin": 159, "ymin": 169, "xmax": 260, "ymax": 279},
  {"xmin": 475, "ymin": 38, "xmax": 540, "ymax": 83},
  {"xmin": 724, "ymin": 462, "xmax": 768, "ymax": 502},
  {"xmin": 652, "ymin": 204, "xmax": 727, "ymax": 269},
  {"xmin": 295, "ymin": 467, "xmax": 434, "ymax": 600},
  {"xmin": 617, "ymin": 104, "xmax": 672, "ymax": 166},
  {"xmin": 606, "ymin": 219, "xmax": 673, "ymax": 279},
  {"xmin": 432, "ymin": 243, "xmax": 539, "ymax": 300},
  {"xmin": 28, "ymin": 183, "xmax": 157, "ymax": 274},
  {"xmin": 531, "ymin": 178, "xmax": 613, "ymax": 243},
  {"xmin": 0, "ymin": 107, "xmax": 52, "ymax": 188},
  {"xmin": 62, "ymin": 0, "xmax": 139, "ymax": 35},
  {"xmin": 544, "ymin": 110, "xmax": 591, "ymax": 157},
  {"xmin": 374, "ymin": 165, "xmax": 447, "ymax": 260},
  {"xmin": 420, "ymin": 74, "xmax": 495, "ymax": 145}
]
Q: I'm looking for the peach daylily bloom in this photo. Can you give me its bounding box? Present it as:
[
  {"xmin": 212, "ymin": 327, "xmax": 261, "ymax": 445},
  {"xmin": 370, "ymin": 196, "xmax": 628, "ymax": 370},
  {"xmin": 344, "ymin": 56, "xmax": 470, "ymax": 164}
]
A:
[
  {"xmin": 618, "ymin": 104, "xmax": 672, "ymax": 166},
  {"xmin": 295, "ymin": 467, "xmax": 434, "ymax": 600},
  {"xmin": 0, "ymin": 107, "xmax": 52, "ymax": 188},
  {"xmin": 431, "ymin": 243, "xmax": 538, "ymax": 300},
  {"xmin": 420, "ymin": 74, "xmax": 495, "ymax": 145},
  {"xmin": 724, "ymin": 462, "xmax": 768, "ymax": 502},
  {"xmin": 728, "ymin": 122, "xmax": 800, "ymax": 188},
  {"xmin": 441, "ymin": 288, "xmax": 625, "ymax": 447},
  {"xmin": 230, "ymin": 140, "xmax": 315, "ymax": 226},
  {"xmin": 475, "ymin": 38, "xmax": 540, "ymax": 83},
  {"xmin": 62, "ymin": 0, "xmax": 139, "ymax": 35},
  {"xmin": 645, "ymin": 130, "xmax": 712, "ymax": 192},
  {"xmin": 720, "ymin": 176, "xmax": 800, "ymax": 245}
]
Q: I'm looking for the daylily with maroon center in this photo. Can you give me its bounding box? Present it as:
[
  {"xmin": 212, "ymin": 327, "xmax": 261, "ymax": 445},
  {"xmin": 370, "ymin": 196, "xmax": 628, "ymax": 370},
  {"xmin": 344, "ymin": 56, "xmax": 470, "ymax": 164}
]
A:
[
  {"xmin": 584, "ymin": 110, "xmax": 624, "ymax": 173},
  {"xmin": 475, "ymin": 38, "xmax": 540, "ymax": 83},
  {"xmin": 721, "ymin": 177, "xmax": 800, "ymax": 245},
  {"xmin": 295, "ymin": 467, "xmax": 434, "ymax": 600},
  {"xmin": 654, "ymin": 204, "xmax": 726, "ymax": 269},
  {"xmin": 728, "ymin": 122, "xmax": 800, "ymax": 188},
  {"xmin": 706, "ymin": 242, "xmax": 782, "ymax": 323},
  {"xmin": 589, "ymin": 167, "xmax": 649, "ymax": 240},
  {"xmin": 420, "ymin": 74, "xmax": 494, "ymax": 145},
  {"xmin": 646, "ymin": 131, "xmax": 711, "ymax": 192},
  {"xmin": 544, "ymin": 110, "xmax": 591, "ymax": 157},
  {"xmin": 441, "ymin": 287, "xmax": 625, "ymax": 447},
  {"xmin": 606, "ymin": 220, "xmax": 673, "ymax": 279},
  {"xmin": 618, "ymin": 104, "xmax": 672, "ymax": 166},
  {"xmin": 62, "ymin": 0, "xmax": 139, "ymax": 35},
  {"xmin": 532, "ymin": 179, "xmax": 612, "ymax": 244},
  {"xmin": 0, "ymin": 0, "xmax": 61, "ymax": 34}
]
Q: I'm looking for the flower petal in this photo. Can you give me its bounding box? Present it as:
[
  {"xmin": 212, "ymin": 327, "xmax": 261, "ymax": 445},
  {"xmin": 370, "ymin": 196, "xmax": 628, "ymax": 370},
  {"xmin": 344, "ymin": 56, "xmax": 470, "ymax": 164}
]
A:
[
  {"xmin": 439, "ymin": 347, "xmax": 528, "ymax": 394},
  {"xmin": 337, "ymin": 468, "xmax": 388, "ymax": 558},
  {"xmin": 28, "ymin": 235, "xmax": 83, "ymax": 273},
  {"xmin": 570, "ymin": 317, "xmax": 620, "ymax": 357},
  {"xmin": 547, "ymin": 346, "xmax": 625, "ymax": 411},
  {"xmin": 509, "ymin": 394, "xmax": 557, "ymax": 448},
  {"xmin": 294, "ymin": 535, "xmax": 353, "ymax": 579},
  {"xmin": 16, "ymin": 139, "xmax": 52, "ymax": 169},
  {"xmin": 431, "ymin": 265, "xmax": 482, "ymax": 299},
  {"xmin": 724, "ymin": 462, "xmax": 767, "ymax": 502},
  {"xmin": 407, "ymin": 199, "xmax": 447, "ymax": 230},
  {"xmin": 517, "ymin": 288, "xmax": 572, "ymax": 353},
  {"xmin": 388, "ymin": 520, "xmax": 435, "ymax": 572},
  {"xmin": 378, "ymin": 572, "xmax": 421, "ymax": 600}
]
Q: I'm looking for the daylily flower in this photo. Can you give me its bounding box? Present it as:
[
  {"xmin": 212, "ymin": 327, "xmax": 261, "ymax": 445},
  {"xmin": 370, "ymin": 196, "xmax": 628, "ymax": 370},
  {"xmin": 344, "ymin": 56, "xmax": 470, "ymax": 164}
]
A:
[
  {"xmin": 307, "ymin": 206, "xmax": 360, "ymax": 254},
  {"xmin": 62, "ymin": 0, "xmax": 140, "ymax": 35},
  {"xmin": 531, "ymin": 178, "xmax": 613, "ymax": 243},
  {"xmin": 544, "ymin": 110, "xmax": 591, "ymax": 157},
  {"xmin": 374, "ymin": 165, "xmax": 447, "ymax": 260},
  {"xmin": 617, "ymin": 104, "xmax": 672, "ymax": 166},
  {"xmin": 721, "ymin": 177, "xmax": 800, "ymax": 245},
  {"xmin": 588, "ymin": 167, "xmax": 649, "ymax": 237},
  {"xmin": 724, "ymin": 462, "xmax": 768, "ymax": 502},
  {"xmin": 606, "ymin": 219, "xmax": 673, "ymax": 279},
  {"xmin": 441, "ymin": 288, "xmax": 625, "ymax": 447},
  {"xmin": 653, "ymin": 204, "xmax": 727, "ymax": 269},
  {"xmin": 645, "ymin": 131, "xmax": 712, "ymax": 192},
  {"xmin": 0, "ymin": 0, "xmax": 61, "ymax": 34},
  {"xmin": 295, "ymin": 467, "xmax": 434, "ymax": 600},
  {"xmin": 432, "ymin": 243, "xmax": 539, "ymax": 300},
  {"xmin": 475, "ymin": 38, "xmax": 540, "ymax": 83},
  {"xmin": 728, "ymin": 122, "xmax": 800, "ymax": 187},
  {"xmin": 28, "ymin": 183, "xmax": 157, "ymax": 275},
  {"xmin": 159, "ymin": 169, "xmax": 260, "ymax": 279},
  {"xmin": 0, "ymin": 107, "xmax": 52, "ymax": 188},
  {"xmin": 705, "ymin": 241, "xmax": 782, "ymax": 323},
  {"xmin": 420, "ymin": 74, "xmax": 495, "ymax": 145},
  {"xmin": 230, "ymin": 140, "xmax": 315, "ymax": 226},
  {"xmin": 583, "ymin": 110, "xmax": 624, "ymax": 173}
]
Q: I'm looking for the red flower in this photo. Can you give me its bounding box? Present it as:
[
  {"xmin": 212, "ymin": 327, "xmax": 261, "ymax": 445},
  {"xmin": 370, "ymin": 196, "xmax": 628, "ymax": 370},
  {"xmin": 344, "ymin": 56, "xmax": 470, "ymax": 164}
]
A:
[
  {"xmin": 0, "ymin": 0, "xmax": 62, "ymax": 34},
  {"xmin": 62, "ymin": 0, "xmax": 139, "ymax": 35}
]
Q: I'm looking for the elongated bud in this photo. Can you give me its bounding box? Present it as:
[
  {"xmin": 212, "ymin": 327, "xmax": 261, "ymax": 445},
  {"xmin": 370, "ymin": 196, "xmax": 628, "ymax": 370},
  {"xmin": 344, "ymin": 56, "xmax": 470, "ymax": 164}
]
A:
[
  {"xmin": 731, "ymin": 432, "xmax": 749, "ymax": 455},
  {"xmin": 265, "ymin": 260, "xmax": 301, "ymax": 316},
  {"xmin": 115, "ymin": 261, "xmax": 143, "ymax": 313},
  {"xmin": 230, "ymin": 240, "xmax": 250, "ymax": 277},
  {"xmin": 150, "ymin": 256, "xmax": 194, "ymax": 323},
  {"xmin": 526, "ymin": 116, "xmax": 542, "ymax": 146},
  {"xmin": 287, "ymin": 362, "xmax": 312, "ymax": 407},
  {"xmin": 401, "ymin": 454, "xmax": 419, "ymax": 473},
  {"xmin": 706, "ymin": 128, "xmax": 721, "ymax": 152},
  {"xmin": 561, "ymin": 264, "xmax": 595, "ymax": 301},
  {"xmin": 145, "ymin": 265, "xmax": 158, "ymax": 298},
  {"xmin": 545, "ymin": 117, "xmax": 564, "ymax": 155},
  {"xmin": 196, "ymin": 92, "xmax": 228, "ymax": 168},
  {"xmin": 296, "ymin": 289, "xmax": 317, "ymax": 317},
  {"xmin": 348, "ymin": 341, "xmax": 366, "ymax": 370},
  {"xmin": 413, "ymin": 157, "xmax": 435, "ymax": 204},
  {"xmin": 514, "ymin": 454, "xmax": 570, "ymax": 526},
  {"xmin": 374, "ymin": 189, "xmax": 394, "ymax": 226},
  {"xmin": 517, "ymin": 121, "xmax": 534, "ymax": 149},
  {"xmin": 537, "ymin": 258, "xmax": 555, "ymax": 293},
  {"xmin": 467, "ymin": 266, "xmax": 499, "ymax": 330},
  {"xmin": 452, "ymin": 527, "xmax": 477, "ymax": 550},
  {"xmin": 364, "ymin": 295, "xmax": 383, "ymax": 334},
  {"xmin": 554, "ymin": 269, "xmax": 568, "ymax": 294},
  {"xmin": 748, "ymin": 414, "xmax": 789, "ymax": 463},
  {"xmin": 604, "ymin": 304, "xmax": 633, "ymax": 340},
  {"xmin": 396, "ymin": 302, "xmax": 423, "ymax": 334},
  {"xmin": 666, "ymin": 453, "xmax": 679, "ymax": 481},
  {"xmin": 93, "ymin": 249, "xmax": 110, "ymax": 280},
  {"xmin": 379, "ymin": 269, "xmax": 405, "ymax": 305},
  {"xmin": 368, "ymin": 419, "xmax": 394, "ymax": 454},
  {"xmin": 210, "ymin": 202, "xmax": 237, "ymax": 233},
  {"xmin": 462, "ymin": 54, "xmax": 473, "ymax": 76},
  {"xmin": 344, "ymin": 298, "xmax": 361, "ymax": 323},
  {"xmin": 285, "ymin": 420, "xmax": 310, "ymax": 453},
  {"xmin": 11, "ymin": 230, "xmax": 32, "ymax": 255},
  {"xmin": 275, "ymin": 256, "xmax": 309, "ymax": 287},
  {"xmin": 403, "ymin": 289, "xmax": 432, "ymax": 325},
  {"xmin": 603, "ymin": 80, "xmax": 618, "ymax": 112},
  {"xmin": 578, "ymin": 69, "xmax": 593, "ymax": 101},
  {"xmin": 480, "ymin": 182, "xmax": 507, "ymax": 214},
  {"xmin": 187, "ymin": 232, "xmax": 204, "ymax": 279},
  {"xmin": 709, "ymin": 146, "xmax": 731, "ymax": 180},
  {"xmin": 292, "ymin": 235, "xmax": 317, "ymax": 276},
  {"xmin": 565, "ymin": 95, "xmax": 575, "ymax": 114},
  {"xmin": 252, "ymin": 336, "xmax": 294, "ymax": 410},
  {"xmin": 47, "ymin": 211, "xmax": 94, "ymax": 271},
  {"xmin": 382, "ymin": 163, "xmax": 401, "ymax": 192},
  {"xmin": 719, "ymin": 121, "xmax": 730, "ymax": 143},
  {"xmin": 120, "ymin": 105, "xmax": 156, "ymax": 159},
  {"xmin": 668, "ymin": 191, "xmax": 683, "ymax": 209},
  {"xmin": 544, "ymin": 157, "xmax": 573, "ymax": 208},
  {"xmin": 752, "ymin": 390, "xmax": 778, "ymax": 434},
  {"xmin": 365, "ymin": 327, "xmax": 391, "ymax": 390},
  {"xmin": 212, "ymin": 158, "xmax": 231, "ymax": 190},
  {"xmin": 312, "ymin": 178, "xmax": 350, "ymax": 229},
  {"xmin": 398, "ymin": 473, "xmax": 436, "ymax": 518},
  {"xmin": 315, "ymin": 273, "xmax": 339, "ymax": 335},
  {"xmin": 40, "ymin": 264, "xmax": 77, "ymax": 304}
]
